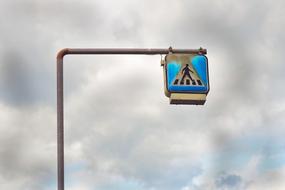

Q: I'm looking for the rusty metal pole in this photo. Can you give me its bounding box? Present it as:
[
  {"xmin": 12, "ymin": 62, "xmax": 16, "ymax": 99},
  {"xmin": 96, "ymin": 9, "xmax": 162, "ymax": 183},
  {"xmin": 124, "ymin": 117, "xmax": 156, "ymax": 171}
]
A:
[
  {"xmin": 57, "ymin": 52, "xmax": 64, "ymax": 190},
  {"xmin": 56, "ymin": 47, "xmax": 206, "ymax": 190}
]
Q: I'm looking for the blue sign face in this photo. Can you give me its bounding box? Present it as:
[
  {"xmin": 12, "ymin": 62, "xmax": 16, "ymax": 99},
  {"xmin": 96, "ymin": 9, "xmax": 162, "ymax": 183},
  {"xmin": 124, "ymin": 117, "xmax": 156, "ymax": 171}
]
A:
[{"xmin": 165, "ymin": 54, "xmax": 209, "ymax": 94}]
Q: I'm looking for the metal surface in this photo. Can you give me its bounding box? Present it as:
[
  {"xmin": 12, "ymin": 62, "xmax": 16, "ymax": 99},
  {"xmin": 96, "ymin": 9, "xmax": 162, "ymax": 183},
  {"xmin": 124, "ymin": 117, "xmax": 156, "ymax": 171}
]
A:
[
  {"xmin": 57, "ymin": 58, "xmax": 64, "ymax": 190},
  {"xmin": 56, "ymin": 47, "xmax": 207, "ymax": 190},
  {"xmin": 170, "ymin": 93, "xmax": 207, "ymax": 105},
  {"xmin": 57, "ymin": 47, "xmax": 206, "ymax": 59}
]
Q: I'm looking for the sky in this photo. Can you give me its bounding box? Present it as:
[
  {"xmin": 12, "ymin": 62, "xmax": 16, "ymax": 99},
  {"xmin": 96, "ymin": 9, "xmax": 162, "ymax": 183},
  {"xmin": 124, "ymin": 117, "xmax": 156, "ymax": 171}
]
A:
[{"xmin": 0, "ymin": 0, "xmax": 285, "ymax": 189}]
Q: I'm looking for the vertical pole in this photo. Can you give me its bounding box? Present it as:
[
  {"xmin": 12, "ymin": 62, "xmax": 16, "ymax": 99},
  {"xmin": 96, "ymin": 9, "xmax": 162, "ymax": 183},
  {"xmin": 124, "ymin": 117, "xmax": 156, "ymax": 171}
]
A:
[{"xmin": 57, "ymin": 57, "xmax": 64, "ymax": 190}]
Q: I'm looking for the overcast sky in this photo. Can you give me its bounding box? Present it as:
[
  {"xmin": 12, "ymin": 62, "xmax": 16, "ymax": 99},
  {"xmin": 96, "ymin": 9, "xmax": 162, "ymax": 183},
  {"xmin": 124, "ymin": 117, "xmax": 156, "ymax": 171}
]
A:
[{"xmin": 1, "ymin": 0, "xmax": 285, "ymax": 190}]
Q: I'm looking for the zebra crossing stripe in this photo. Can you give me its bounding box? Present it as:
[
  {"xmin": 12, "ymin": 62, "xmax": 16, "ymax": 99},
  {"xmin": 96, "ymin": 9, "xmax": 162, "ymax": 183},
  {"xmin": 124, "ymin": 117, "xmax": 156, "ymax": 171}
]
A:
[{"xmin": 173, "ymin": 79, "xmax": 203, "ymax": 86}]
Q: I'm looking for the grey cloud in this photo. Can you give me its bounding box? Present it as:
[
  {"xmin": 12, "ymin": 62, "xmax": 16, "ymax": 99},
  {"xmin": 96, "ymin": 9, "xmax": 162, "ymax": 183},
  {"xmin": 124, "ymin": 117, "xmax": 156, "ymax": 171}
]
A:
[
  {"xmin": 0, "ymin": 51, "xmax": 35, "ymax": 106},
  {"xmin": 112, "ymin": 11, "xmax": 143, "ymax": 43},
  {"xmin": 0, "ymin": 0, "xmax": 106, "ymax": 107},
  {"xmin": 0, "ymin": 106, "xmax": 56, "ymax": 190},
  {"xmin": 215, "ymin": 174, "xmax": 242, "ymax": 189}
]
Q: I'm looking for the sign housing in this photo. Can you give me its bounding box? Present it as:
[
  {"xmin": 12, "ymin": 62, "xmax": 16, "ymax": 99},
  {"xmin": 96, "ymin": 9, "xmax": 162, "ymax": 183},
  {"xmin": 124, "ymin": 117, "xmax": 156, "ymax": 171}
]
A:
[{"xmin": 163, "ymin": 53, "xmax": 210, "ymax": 105}]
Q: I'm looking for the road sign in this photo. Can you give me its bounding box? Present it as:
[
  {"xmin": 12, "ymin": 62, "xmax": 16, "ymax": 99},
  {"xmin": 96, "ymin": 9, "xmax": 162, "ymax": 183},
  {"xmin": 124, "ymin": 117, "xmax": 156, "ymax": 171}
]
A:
[{"xmin": 163, "ymin": 53, "xmax": 210, "ymax": 105}]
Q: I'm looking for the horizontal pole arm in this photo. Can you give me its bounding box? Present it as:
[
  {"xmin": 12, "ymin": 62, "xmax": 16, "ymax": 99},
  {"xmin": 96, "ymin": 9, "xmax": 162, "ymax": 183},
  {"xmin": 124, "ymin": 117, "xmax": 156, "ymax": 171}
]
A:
[{"xmin": 57, "ymin": 47, "xmax": 207, "ymax": 59}]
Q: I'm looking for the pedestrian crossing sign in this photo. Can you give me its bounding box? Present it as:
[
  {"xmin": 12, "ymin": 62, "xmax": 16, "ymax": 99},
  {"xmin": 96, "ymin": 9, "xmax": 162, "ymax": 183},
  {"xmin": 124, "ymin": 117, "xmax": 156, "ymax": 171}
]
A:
[{"xmin": 163, "ymin": 53, "xmax": 210, "ymax": 105}]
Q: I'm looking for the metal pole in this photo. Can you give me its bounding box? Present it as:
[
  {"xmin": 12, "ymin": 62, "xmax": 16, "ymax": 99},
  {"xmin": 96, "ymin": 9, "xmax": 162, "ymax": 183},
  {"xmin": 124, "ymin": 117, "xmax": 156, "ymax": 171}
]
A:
[
  {"xmin": 56, "ymin": 47, "xmax": 207, "ymax": 190},
  {"xmin": 57, "ymin": 57, "xmax": 64, "ymax": 190}
]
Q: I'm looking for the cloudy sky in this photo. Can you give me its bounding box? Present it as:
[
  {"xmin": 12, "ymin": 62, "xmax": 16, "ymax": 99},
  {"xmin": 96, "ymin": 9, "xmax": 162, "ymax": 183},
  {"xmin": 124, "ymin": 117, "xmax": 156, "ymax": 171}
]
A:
[{"xmin": 1, "ymin": 0, "xmax": 285, "ymax": 189}]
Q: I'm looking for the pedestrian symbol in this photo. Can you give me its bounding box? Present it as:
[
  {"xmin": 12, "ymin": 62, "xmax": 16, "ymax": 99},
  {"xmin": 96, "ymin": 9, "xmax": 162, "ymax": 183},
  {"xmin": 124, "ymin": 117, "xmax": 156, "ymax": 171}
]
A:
[
  {"xmin": 181, "ymin": 64, "xmax": 195, "ymax": 84},
  {"xmin": 172, "ymin": 63, "xmax": 204, "ymax": 86},
  {"xmin": 162, "ymin": 53, "xmax": 210, "ymax": 105}
]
